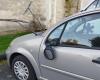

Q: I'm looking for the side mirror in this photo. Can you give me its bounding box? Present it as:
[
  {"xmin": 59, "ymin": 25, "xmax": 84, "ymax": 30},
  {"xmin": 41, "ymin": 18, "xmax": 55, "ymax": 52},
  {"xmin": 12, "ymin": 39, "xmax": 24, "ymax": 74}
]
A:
[
  {"xmin": 46, "ymin": 38, "xmax": 59, "ymax": 46},
  {"xmin": 44, "ymin": 46, "xmax": 56, "ymax": 60},
  {"xmin": 44, "ymin": 38, "xmax": 58, "ymax": 60}
]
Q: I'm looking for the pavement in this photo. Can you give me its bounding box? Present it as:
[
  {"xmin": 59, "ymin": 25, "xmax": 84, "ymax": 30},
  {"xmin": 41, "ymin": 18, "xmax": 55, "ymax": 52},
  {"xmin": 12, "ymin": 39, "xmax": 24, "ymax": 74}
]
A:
[{"xmin": 0, "ymin": 60, "xmax": 16, "ymax": 80}]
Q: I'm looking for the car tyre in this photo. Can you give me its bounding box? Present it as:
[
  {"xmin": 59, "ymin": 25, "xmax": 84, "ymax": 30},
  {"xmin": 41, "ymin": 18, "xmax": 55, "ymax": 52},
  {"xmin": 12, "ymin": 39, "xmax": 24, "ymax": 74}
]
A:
[{"xmin": 11, "ymin": 55, "xmax": 37, "ymax": 80}]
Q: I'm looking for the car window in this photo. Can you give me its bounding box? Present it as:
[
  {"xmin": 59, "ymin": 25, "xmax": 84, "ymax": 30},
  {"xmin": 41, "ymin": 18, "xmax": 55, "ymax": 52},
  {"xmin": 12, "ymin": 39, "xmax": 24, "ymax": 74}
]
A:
[
  {"xmin": 60, "ymin": 13, "xmax": 100, "ymax": 49},
  {"xmin": 86, "ymin": 0, "xmax": 98, "ymax": 11},
  {"xmin": 85, "ymin": 0, "xmax": 100, "ymax": 11},
  {"xmin": 46, "ymin": 23, "xmax": 65, "ymax": 43},
  {"xmin": 97, "ymin": 0, "xmax": 100, "ymax": 8}
]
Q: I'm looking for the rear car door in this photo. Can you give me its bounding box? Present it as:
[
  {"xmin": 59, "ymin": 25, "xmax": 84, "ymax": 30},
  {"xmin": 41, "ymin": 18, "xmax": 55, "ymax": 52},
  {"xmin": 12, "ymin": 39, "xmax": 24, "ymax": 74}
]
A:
[{"xmin": 39, "ymin": 12, "xmax": 100, "ymax": 80}]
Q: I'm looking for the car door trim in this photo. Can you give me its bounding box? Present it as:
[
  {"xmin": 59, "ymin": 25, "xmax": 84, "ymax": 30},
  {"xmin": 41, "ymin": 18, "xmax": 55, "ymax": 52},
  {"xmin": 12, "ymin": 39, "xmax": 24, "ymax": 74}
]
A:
[
  {"xmin": 41, "ymin": 64, "xmax": 94, "ymax": 80},
  {"xmin": 39, "ymin": 77, "xmax": 48, "ymax": 80}
]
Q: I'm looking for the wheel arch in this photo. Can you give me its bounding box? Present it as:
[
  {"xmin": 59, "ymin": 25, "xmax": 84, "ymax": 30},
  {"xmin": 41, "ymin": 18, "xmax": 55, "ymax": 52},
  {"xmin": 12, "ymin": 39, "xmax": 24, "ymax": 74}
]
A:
[{"xmin": 9, "ymin": 48, "xmax": 41, "ymax": 80}]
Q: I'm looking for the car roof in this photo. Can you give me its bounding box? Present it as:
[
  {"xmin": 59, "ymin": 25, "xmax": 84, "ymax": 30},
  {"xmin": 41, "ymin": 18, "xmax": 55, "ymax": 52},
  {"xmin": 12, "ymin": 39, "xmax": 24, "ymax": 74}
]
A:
[
  {"xmin": 81, "ymin": 0, "xmax": 96, "ymax": 11},
  {"xmin": 63, "ymin": 9, "xmax": 100, "ymax": 22},
  {"xmin": 43, "ymin": 9, "xmax": 100, "ymax": 36}
]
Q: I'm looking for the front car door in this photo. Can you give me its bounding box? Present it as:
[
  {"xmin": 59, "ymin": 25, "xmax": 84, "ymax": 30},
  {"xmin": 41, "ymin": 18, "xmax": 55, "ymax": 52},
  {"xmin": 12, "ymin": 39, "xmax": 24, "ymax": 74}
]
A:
[{"xmin": 39, "ymin": 12, "xmax": 100, "ymax": 80}]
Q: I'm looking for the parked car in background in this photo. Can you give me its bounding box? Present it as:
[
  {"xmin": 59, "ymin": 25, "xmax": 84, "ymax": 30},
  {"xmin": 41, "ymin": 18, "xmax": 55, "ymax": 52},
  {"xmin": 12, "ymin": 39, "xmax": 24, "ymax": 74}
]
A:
[
  {"xmin": 82, "ymin": 0, "xmax": 100, "ymax": 11},
  {"xmin": 6, "ymin": 9, "xmax": 100, "ymax": 80}
]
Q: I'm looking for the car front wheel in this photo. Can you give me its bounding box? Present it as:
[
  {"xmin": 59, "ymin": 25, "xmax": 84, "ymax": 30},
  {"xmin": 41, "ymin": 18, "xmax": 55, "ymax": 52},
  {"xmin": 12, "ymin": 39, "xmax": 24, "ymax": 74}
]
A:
[{"xmin": 11, "ymin": 55, "xmax": 37, "ymax": 80}]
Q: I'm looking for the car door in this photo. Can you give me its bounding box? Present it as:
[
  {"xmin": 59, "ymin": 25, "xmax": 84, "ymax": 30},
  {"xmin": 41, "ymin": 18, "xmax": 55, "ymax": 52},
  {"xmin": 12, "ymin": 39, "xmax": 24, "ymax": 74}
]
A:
[{"xmin": 39, "ymin": 13, "xmax": 100, "ymax": 80}]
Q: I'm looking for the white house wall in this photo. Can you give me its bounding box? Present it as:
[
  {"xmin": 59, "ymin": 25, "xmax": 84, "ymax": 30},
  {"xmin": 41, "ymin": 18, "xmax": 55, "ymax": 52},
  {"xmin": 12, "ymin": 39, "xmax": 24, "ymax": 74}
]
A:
[{"xmin": 0, "ymin": 0, "xmax": 81, "ymax": 35}]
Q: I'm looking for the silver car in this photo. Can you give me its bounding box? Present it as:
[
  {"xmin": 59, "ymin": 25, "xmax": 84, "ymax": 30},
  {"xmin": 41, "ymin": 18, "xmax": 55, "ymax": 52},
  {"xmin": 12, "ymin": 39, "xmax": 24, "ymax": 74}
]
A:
[
  {"xmin": 6, "ymin": 10, "xmax": 100, "ymax": 80},
  {"xmin": 81, "ymin": 0, "xmax": 100, "ymax": 11}
]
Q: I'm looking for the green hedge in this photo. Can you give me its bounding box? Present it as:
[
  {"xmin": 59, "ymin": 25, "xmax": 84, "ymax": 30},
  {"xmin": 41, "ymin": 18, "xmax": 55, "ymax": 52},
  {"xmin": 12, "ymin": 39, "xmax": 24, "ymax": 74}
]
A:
[{"xmin": 0, "ymin": 32, "xmax": 30, "ymax": 54}]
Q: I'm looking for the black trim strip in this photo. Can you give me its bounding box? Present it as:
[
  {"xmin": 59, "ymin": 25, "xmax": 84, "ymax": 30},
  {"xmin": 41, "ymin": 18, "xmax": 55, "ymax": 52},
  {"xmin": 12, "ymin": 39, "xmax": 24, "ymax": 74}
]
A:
[{"xmin": 58, "ymin": 44, "xmax": 100, "ymax": 50}]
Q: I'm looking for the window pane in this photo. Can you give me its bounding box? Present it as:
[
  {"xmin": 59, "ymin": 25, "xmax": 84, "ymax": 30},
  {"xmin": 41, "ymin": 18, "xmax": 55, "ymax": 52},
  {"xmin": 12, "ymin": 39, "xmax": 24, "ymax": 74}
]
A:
[
  {"xmin": 86, "ymin": 1, "xmax": 97, "ymax": 11},
  {"xmin": 47, "ymin": 24, "xmax": 65, "ymax": 43},
  {"xmin": 97, "ymin": 0, "xmax": 100, "ymax": 8},
  {"xmin": 60, "ymin": 13, "xmax": 100, "ymax": 48}
]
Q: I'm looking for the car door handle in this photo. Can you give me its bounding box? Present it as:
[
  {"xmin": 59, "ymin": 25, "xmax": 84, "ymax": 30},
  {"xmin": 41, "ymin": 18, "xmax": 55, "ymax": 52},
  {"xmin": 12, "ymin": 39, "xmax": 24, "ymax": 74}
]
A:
[{"xmin": 92, "ymin": 57, "xmax": 100, "ymax": 64}]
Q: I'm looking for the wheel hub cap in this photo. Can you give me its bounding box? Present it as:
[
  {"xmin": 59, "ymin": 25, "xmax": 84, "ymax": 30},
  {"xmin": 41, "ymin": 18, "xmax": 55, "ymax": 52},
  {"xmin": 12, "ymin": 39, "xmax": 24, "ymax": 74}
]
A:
[{"xmin": 14, "ymin": 61, "xmax": 29, "ymax": 80}]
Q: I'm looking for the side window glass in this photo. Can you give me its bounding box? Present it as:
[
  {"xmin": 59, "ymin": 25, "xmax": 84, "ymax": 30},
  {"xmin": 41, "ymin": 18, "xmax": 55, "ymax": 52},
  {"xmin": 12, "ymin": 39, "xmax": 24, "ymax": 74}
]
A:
[
  {"xmin": 60, "ymin": 13, "xmax": 100, "ymax": 48},
  {"xmin": 46, "ymin": 24, "xmax": 65, "ymax": 43},
  {"xmin": 97, "ymin": 0, "xmax": 100, "ymax": 8},
  {"xmin": 86, "ymin": 1, "xmax": 97, "ymax": 11},
  {"xmin": 76, "ymin": 19, "xmax": 100, "ymax": 35}
]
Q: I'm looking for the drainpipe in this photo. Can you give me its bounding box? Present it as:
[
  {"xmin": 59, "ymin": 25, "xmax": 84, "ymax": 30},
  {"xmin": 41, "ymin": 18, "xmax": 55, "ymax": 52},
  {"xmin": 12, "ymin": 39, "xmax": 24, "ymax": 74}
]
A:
[
  {"xmin": 45, "ymin": 0, "xmax": 52, "ymax": 21},
  {"xmin": 45, "ymin": 0, "xmax": 52, "ymax": 27},
  {"xmin": 48, "ymin": 0, "xmax": 52, "ymax": 21},
  {"xmin": 53, "ymin": 0, "xmax": 57, "ymax": 24},
  {"xmin": 46, "ymin": 0, "xmax": 56, "ymax": 26}
]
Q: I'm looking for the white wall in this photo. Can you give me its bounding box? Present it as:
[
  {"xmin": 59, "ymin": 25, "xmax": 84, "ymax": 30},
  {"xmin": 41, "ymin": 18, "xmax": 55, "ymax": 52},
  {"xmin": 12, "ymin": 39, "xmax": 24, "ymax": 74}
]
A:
[{"xmin": 0, "ymin": 0, "xmax": 65, "ymax": 35}]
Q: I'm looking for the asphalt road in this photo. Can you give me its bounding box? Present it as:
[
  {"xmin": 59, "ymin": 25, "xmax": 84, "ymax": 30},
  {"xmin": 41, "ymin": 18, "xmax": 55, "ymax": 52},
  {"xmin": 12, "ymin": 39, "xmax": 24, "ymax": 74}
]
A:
[{"xmin": 0, "ymin": 60, "xmax": 16, "ymax": 80}]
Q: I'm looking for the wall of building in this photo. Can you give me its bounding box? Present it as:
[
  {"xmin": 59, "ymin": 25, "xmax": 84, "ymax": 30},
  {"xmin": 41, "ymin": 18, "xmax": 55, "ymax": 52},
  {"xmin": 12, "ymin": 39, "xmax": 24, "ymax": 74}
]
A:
[
  {"xmin": 55, "ymin": 0, "xmax": 65, "ymax": 23},
  {"xmin": 0, "ymin": 0, "xmax": 65, "ymax": 31},
  {"xmin": 0, "ymin": 0, "xmax": 81, "ymax": 35},
  {"xmin": 65, "ymin": 0, "xmax": 80, "ymax": 16},
  {"xmin": 45, "ymin": 0, "xmax": 65, "ymax": 27},
  {"xmin": 0, "ymin": 0, "xmax": 32, "ymax": 35}
]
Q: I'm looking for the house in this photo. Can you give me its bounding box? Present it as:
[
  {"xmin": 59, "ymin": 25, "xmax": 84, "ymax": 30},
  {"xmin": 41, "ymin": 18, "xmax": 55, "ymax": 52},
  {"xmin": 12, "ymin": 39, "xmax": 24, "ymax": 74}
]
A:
[{"xmin": 0, "ymin": 0, "xmax": 88, "ymax": 35}]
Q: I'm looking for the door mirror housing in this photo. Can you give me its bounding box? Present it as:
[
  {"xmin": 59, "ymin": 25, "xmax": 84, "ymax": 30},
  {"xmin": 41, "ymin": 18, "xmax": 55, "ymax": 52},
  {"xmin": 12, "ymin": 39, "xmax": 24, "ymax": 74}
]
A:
[
  {"xmin": 46, "ymin": 38, "xmax": 59, "ymax": 46},
  {"xmin": 44, "ymin": 46, "xmax": 56, "ymax": 60}
]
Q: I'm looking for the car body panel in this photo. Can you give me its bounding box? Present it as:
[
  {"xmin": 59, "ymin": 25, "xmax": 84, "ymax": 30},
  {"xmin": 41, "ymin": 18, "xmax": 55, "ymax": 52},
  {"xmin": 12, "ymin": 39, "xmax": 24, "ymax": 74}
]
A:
[
  {"xmin": 6, "ymin": 10, "xmax": 100, "ymax": 80},
  {"xmin": 6, "ymin": 46, "xmax": 41, "ymax": 79},
  {"xmin": 39, "ymin": 44, "xmax": 100, "ymax": 80},
  {"xmin": 39, "ymin": 10, "xmax": 100, "ymax": 80},
  {"xmin": 43, "ymin": 9, "xmax": 100, "ymax": 40},
  {"xmin": 6, "ymin": 33, "xmax": 44, "ymax": 79}
]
